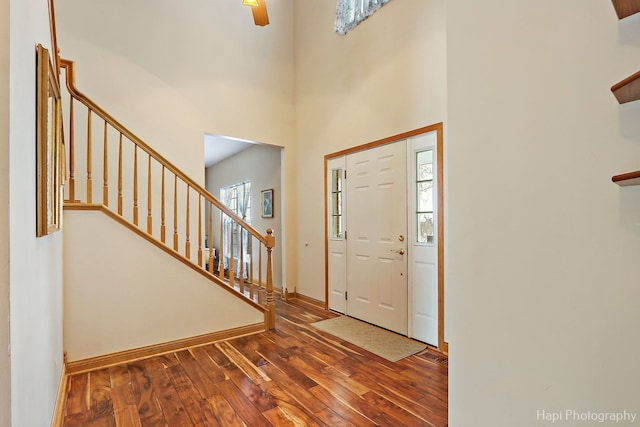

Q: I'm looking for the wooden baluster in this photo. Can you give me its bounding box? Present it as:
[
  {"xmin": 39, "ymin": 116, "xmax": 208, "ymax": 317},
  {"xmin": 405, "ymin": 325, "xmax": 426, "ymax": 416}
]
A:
[
  {"xmin": 117, "ymin": 134, "xmax": 123, "ymax": 215},
  {"xmin": 133, "ymin": 145, "xmax": 138, "ymax": 225},
  {"xmin": 160, "ymin": 166, "xmax": 165, "ymax": 243},
  {"xmin": 147, "ymin": 153, "xmax": 152, "ymax": 234},
  {"xmin": 86, "ymin": 110, "xmax": 92, "ymax": 203},
  {"xmin": 258, "ymin": 246, "xmax": 263, "ymax": 305},
  {"xmin": 68, "ymin": 97, "xmax": 75, "ymax": 201},
  {"xmin": 239, "ymin": 228, "xmax": 245, "ymax": 294},
  {"xmin": 185, "ymin": 185, "xmax": 190, "ymax": 259},
  {"xmin": 218, "ymin": 212, "xmax": 224, "ymax": 279},
  {"xmin": 103, "ymin": 120, "xmax": 108, "ymax": 206},
  {"xmin": 197, "ymin": 195, "xmax": 202, "ymax": 267},
  {"xmin": 229, "ymin": 222, "xmax": 235, "ymax": 287},
  {"xmin": 249, "ymin": 235, "xmax": 254, "ymax": 301},
  {"xmin": 265, "ymin": 229, "xmax": 275, "ymax": 330},
  {"xmin": 209, "ymin": 203, "xmax": 214, "ymax": 274},
  {"xmin": 173, "ymin": 175, "xmax": 178, "ymax": 251}
]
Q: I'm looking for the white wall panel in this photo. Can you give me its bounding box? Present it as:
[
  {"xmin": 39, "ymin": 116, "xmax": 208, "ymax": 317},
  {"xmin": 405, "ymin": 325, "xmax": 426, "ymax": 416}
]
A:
[
  {"xmin": 448, "ymin": 1, "xmax": 640, "ymax": 424},
  {"xmin": 8, "ymin": 0, "xmax": 64, "ymax": 425},
  {"xmin": 63, "ymin": 209, "xmax": 263, "ymax": 361}
]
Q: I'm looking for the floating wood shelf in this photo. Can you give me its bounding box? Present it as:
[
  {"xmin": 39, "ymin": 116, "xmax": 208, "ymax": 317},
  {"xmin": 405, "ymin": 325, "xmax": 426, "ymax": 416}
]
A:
[
  {"xmin": 612, "ymin": 170, "xmax": 640, "ymax": 186},
  {"xmin": 612, "ymin": 0, "xmax": 640, "ymax": 19},
  {"xmin": 611, "ymin": 1, "xmax": 640, "ymax": 186},
  {"xmin": 611, "ymin": 70, "xmax": 640, "ymax": 104}
]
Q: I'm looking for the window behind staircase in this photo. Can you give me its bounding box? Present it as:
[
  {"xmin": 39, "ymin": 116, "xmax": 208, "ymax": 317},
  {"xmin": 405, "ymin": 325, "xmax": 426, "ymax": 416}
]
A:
[{"xmin": 220, "ymin": 181, "xmax": 251, "ymax": 273}]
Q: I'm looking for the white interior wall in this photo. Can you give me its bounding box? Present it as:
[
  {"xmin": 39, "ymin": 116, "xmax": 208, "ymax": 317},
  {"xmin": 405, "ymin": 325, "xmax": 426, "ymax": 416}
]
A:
[
  {"xmin": 448, "ymin": 1, "xmax": 640, "ymax": 425},
  {"xmin": 8, "ymin": 0, "xmax": 65, "ymax": 425},
  {"xmin": 55, "ymin": 0, "xmax": 295, "ymax": 177},
  {"xmin": 205, "ymin": 144, "xmax": 283, "ymax": 289},
  {"xmin": 0, "ymin": 0, "xmax": 11, "ymax": 424},
  {"xmin": 55, "ymin": 0, "xmax": 297, "ymax": 292},
  {"xmin": 64, "ymin": 209, "xmax": 263, "ymax": 361},
  {"xmin": 293, "ymin": 0, "xmax": 447, "ymax": 301}
]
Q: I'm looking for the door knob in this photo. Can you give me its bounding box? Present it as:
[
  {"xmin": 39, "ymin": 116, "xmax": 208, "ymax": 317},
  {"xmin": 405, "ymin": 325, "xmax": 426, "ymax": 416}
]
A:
[{"xmin": 391, "ymin": 248, "xmax": 405, "ymax": 255}]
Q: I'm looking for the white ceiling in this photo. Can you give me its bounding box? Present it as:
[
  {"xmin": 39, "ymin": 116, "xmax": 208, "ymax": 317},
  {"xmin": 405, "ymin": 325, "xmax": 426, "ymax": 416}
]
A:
[{"xmin": 204, "ymin": 133, "xmax": 255, "ymax": 168}]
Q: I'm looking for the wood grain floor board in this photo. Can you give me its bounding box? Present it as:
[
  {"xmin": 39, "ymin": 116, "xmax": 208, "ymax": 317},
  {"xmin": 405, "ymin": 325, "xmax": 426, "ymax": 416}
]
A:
[
  {"xmin": 109, "ymin": 365, "xmax": 137, "ymax": 408},
  {"xmin": 204, "ymin": 392, "xmax": 243, "ymax": 427},
  {"xmin": 362, "ymin": 390, "xmax": 435, "ymax": 427},
  {"xmin": 349, "ymin": 368, "xmax": 446, "ymax": 420},
  {"xmin": 143, "ymin": 357, "xmax": 194, "ymax": 427},
  {"xmin": 114, "ymin": 405, "xmax": 143, "ymax": 427},
  {"xmin": 258, "ymin": 363, "xmax": 327, "ymax": 415},
  {"xmin": 200, "ymin": 343, "xmax": 235, "ymax": 370},
  {"xmin": 61, "ymin": 296, "xmax": 448, "ymax": 426},
  {"xmin": 187, "ymin": 346, "xmax": 228, "ymax": 384},
  {"xmin": 90, "ymin": 369, "xmax": 115, "ymax": 420},
  {"xmin": 312, "ymin": 407, "xmax": 354, "ymax": 427},
  {"xmin": 307, "ymin": 385, "xmax": 379, "ymax": 427},
  {"xmin": 161, "ymin": 356, "xmax": 209, "ymax": 426},
  {"xmin": 222, "ymin": 364, "xmax": 276, "ymax": 413},
  {"xmin": 172, "ymin": 351, "xmax": 219, "ymax": 400},
  {"xmin": 215, "ymin": 379, "xmax": 271, "ymax": 427},
  {"xmin": 215, "ymin": 341, "xmax": 271, "ymax": 386},
  {"xmin": 127, "ymin": 362, "xmax": 170, "ymax": 427},
  {"xmin": 64, "ymin": 372, "xmax": 89, "ymax": 417}
]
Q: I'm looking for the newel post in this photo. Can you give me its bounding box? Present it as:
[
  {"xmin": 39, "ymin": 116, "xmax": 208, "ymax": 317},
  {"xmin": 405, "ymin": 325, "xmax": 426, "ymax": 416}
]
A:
[{"xmin": 265, "ymin": 228, "xmax": 276, "ymax": 330}]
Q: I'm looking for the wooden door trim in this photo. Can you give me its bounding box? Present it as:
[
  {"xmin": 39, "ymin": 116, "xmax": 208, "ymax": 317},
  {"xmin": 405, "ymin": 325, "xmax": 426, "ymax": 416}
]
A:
[
  {"xmin": 323, "ymin": 123, "xmax": 446, "ymax": 352},
  {"xmin": 435, "ymin": 124, "xmax": 446, "ymax": 352},
  {"xmin": 325, "ymin": 124, "xmax": 443, "ymax": 161}
]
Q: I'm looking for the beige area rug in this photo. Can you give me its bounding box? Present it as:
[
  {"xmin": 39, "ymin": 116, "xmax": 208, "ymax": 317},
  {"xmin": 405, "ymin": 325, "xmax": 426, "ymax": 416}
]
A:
[{"xmin": 311, "ymin": 316, "xmax": 426, "ymax": 362}]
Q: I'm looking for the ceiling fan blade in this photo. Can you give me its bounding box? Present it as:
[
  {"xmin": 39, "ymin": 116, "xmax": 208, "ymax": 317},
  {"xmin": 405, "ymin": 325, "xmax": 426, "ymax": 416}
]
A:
[{"xmin": 251, "ymin": 0, "xmax": 269, "ymax": 26}]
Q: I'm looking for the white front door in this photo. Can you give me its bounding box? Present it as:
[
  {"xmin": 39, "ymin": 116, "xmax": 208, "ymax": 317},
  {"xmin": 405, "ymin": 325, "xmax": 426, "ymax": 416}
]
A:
[
  {"xmin": 345, "ymin": 141, "xmax": 408, "ymax": 334},
  {"xmin": 408, "ymin": 132, "xmax": 439, "ymax": 345}
]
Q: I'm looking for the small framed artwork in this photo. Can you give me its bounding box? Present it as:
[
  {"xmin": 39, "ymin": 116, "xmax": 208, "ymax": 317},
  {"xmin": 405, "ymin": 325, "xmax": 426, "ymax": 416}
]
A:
[
  {"xmin": 36, "ymin": 44, "xmax": 64, "ymax": 237},
  {"xmin": 261, "ymin": 189, "xmax": 274, "ymax": 218}
]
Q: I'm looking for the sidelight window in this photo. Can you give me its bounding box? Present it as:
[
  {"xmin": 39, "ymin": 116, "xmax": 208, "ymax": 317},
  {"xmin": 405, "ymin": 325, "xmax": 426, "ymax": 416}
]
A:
[
  {"xmin": 416, "ymin": 150, "xmax": 434, "ymax": 244},
  {"xmin": 330, "ymin": 168, "xmax": 343, "ymax": 239}
]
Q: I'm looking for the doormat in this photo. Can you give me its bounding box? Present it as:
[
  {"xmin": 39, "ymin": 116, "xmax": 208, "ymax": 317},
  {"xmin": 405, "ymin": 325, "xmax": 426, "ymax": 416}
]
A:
[{"xmin": 311, "ymin": 316, "xmax": 426, "ymax": 362}]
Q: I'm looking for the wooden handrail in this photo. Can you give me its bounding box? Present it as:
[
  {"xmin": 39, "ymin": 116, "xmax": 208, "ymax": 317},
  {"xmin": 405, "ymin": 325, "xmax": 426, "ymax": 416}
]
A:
[{"xmin": 59, "ymin": 58, "xmax": 266, "ymax": 245}]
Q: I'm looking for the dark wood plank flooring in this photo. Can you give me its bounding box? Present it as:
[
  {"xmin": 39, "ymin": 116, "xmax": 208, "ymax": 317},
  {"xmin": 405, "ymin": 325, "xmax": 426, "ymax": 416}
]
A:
[{"xmin": 61, "ymin": 297, "xmax": 448, "ymax": 426}]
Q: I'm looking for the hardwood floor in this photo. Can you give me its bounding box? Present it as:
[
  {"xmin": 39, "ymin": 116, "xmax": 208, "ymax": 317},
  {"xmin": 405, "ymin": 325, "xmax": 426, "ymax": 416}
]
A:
[{"xmin": 61, "ymin": 297, "xmax": 448, "ymax": 427}]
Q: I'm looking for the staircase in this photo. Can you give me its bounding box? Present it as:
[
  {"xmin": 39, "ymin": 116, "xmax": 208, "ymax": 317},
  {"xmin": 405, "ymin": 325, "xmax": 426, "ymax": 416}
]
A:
[{"xmin": 59, "ymin": 58, "xmax": 276, "ymax": 332}]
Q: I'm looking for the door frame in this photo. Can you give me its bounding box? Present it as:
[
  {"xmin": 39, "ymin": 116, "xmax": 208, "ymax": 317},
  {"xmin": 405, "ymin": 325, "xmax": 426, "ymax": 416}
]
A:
[{"xmin": 323, "ymin": 122, "xmax": 446, "ymax": 352}]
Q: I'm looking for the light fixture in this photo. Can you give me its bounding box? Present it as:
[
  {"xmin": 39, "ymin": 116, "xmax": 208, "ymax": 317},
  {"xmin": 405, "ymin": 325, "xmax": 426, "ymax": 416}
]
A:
[{"xmin": 243, "ymin": 0, "xmax": 258, "ymax": 6}]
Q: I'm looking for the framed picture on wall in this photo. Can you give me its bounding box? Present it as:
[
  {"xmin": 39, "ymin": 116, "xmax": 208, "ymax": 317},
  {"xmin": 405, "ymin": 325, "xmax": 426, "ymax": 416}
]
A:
[
  {"xmin": 36, "ymin": 43, "xmax": 64, "ymax": 237},
  {"xmin": 261, "ymin": 189, "xmax": 274, "ymax": 218}
]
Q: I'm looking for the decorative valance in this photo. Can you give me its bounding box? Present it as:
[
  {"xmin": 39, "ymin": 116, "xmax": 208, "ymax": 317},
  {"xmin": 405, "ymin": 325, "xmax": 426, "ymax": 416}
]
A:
[{"xmin": 335, "ymin": 0, "xmax": 391, "ymax": 35}]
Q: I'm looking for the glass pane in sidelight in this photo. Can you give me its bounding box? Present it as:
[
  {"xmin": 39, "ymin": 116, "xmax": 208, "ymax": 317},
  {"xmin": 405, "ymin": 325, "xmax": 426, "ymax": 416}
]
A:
[
  {"xmin": 332, "ymin": 169, "xmax": 342, "ymax": 192},
  {"xmin": 417, "ymin": 150, "xmax": 433, "ymax": 181},
  {"xmin": 418, "ymin": 181, "xmax": 433, "ymax": 212},
  {"xmin": 332, "ymin": 215, "xmax": 342, "ymax": 239},
  {"xmin": 332, "ymin": 193, "xmax": 342, "ymax": 216},
  {"xmin": 417, "ymin": 213, "xmax": 434, "ymax": 244}
]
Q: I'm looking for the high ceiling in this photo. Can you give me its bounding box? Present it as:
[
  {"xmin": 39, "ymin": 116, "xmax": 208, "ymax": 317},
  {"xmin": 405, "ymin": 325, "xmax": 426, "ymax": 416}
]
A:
[{"xmin": 204, "ymin": 134, "xmax": 255, "ymax": 168}]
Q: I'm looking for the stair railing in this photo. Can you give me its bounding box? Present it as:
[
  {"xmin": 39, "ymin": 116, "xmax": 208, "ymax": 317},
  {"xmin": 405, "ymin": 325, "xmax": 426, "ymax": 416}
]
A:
[{"xmin": 59, "ymin": 58, "xmax": 276, "ymax": 330}]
